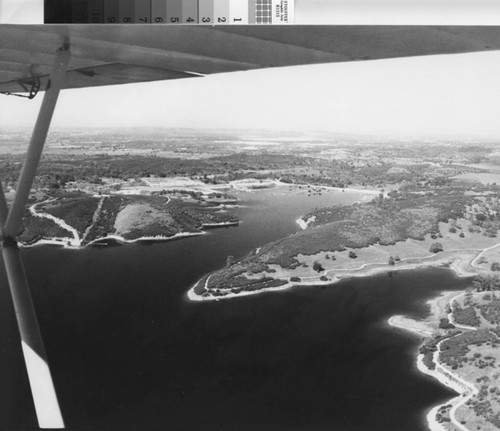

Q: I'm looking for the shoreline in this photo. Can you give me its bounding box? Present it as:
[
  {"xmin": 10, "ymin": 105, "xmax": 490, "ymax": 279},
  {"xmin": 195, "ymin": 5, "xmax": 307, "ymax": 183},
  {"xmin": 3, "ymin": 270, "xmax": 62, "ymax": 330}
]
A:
[
  {"xmin": 86, "ymin": 232, "xmax": 205, "ymax": 246},
  {"xmin": 387, "ymin": 315, "xmax": 434, "ymax": 337},
  {"xmin": 201, "ymin": 221, "xmax": 239, "ymax": 228},
  {"xmin": 186, "ymin": 247, "xmax": 481, "ymax": 302},
  {"xmin": 276, "ymin": 180, "xmax": 383, "ymax": 195},
  {"xmin": 21, "ymin": 231, "xmax": 205, "ymax": 250},
  {"xmin": 388, "ymin": 291, "xmax": 479, "ymax": 431}
]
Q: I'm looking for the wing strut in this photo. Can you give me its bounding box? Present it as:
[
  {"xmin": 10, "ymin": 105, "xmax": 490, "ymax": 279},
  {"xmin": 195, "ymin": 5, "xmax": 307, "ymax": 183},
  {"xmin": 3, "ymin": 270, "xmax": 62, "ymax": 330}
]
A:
[{"xmin": 0, "ymin": 44, "xmax": 70, "ymax": 429}]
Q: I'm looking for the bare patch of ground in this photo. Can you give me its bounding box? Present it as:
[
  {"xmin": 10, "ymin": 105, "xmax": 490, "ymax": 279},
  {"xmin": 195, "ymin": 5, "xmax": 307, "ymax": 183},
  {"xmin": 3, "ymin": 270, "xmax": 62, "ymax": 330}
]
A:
[{"xmin": 114, "ymin": 203, "xmax": 175, "ymax": 236}]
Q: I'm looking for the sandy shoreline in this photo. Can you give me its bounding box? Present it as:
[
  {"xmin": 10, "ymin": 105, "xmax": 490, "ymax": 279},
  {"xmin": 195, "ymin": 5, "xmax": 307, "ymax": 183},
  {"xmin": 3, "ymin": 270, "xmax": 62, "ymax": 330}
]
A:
[
  {"xmin": 388, "ymin": 315, "xmax": 434, "ymax": 337},
  {"xmin": 201, "ymin": 221, "xmax": 239, "ymax": 228},
  {"xmin": 187, "ymin": 279, "xmax": 291, "ymax": 302},
  {"xmin": 187, "ymin": 247, "xmax": 481, "ymax": 302},
  {"xmin": 21, "ymin": 231, "xmax": 205, "ymax": 249},
  {"xmin": 388, "ymin": 291, "xmax": 479, "ymax": 431}
]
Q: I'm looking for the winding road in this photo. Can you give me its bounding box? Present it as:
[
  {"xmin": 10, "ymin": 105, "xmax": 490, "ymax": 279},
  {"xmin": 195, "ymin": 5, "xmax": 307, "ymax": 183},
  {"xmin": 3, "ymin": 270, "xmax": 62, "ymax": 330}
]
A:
[
  {"xmin": 29, "ymin": 200, "xmax": 81, "ymax": 247},
  {"xmin": 470, "ymin": 242, "xmax": 500, "ymax": 268},
  {"xmin": 433, "ymin": 334, "xmax": 479, "ymax": 431}
]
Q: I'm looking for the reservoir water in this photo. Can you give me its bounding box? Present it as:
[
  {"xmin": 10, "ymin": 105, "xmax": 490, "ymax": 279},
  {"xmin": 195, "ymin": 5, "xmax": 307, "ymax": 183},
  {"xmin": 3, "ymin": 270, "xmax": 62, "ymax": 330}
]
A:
[{"xmin": 1, "ymin": 186, "xmax": 467, "ymax": 430}]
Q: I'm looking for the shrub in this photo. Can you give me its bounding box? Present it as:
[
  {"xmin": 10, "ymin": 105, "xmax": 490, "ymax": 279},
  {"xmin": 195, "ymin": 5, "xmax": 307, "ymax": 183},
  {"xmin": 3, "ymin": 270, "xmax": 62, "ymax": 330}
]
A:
[
  {"xmin": 478, "ymin": 256, "xmax": 488, "ymax": 264},
  {"xmin": 430, "ymin": 242, "xmax": 443, "ymax": 253},
  {"xmin": 313, "ymin": 261, "xmax": 324, "ymax": 272},
  {"xmin": 349, "ymin": 251, "xmax": 357, "ymax": 259},
  {"xmin": 476, "ymin": 213, "xmax": 487, "ymax": 222}
]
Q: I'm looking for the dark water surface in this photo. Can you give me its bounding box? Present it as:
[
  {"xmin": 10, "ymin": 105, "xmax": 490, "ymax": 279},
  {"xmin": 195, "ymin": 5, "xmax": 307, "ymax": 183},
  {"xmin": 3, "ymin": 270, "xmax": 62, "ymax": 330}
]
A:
[{"xmin": 1, "ymin": 187, "xmax": 469, "ymax": 430}]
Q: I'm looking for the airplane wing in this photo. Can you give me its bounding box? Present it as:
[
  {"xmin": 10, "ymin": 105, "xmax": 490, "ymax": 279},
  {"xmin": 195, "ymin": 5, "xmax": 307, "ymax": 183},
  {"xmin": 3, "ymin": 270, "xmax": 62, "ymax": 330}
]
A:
[{"xmin": 1, "ymin": 25, "xmax": 500, "ymax": 95}]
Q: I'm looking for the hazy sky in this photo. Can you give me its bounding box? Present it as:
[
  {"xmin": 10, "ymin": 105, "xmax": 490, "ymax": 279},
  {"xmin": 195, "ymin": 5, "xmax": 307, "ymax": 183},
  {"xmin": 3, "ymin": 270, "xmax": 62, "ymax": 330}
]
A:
[{"xmin": 2, "ymin": 50, "xmax": 500, "ymax": 139}]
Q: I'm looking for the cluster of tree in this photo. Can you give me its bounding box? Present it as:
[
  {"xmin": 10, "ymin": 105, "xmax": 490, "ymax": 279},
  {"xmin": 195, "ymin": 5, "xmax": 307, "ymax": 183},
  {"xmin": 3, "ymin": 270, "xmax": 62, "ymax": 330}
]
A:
[
  {"xmin": 470, "ymin": 208, "xmax": 500, "ymax": 237},
  {"xmin": 472, "ymin": 274, "xmax": 500, "ymax": 292},
  {"xmin": 312, "ymin": 261, "xmax": 324, "ymax": 272},
  {"xmin": 439, "ymin": 330, "xmax": 496, "ymax": 370}
]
